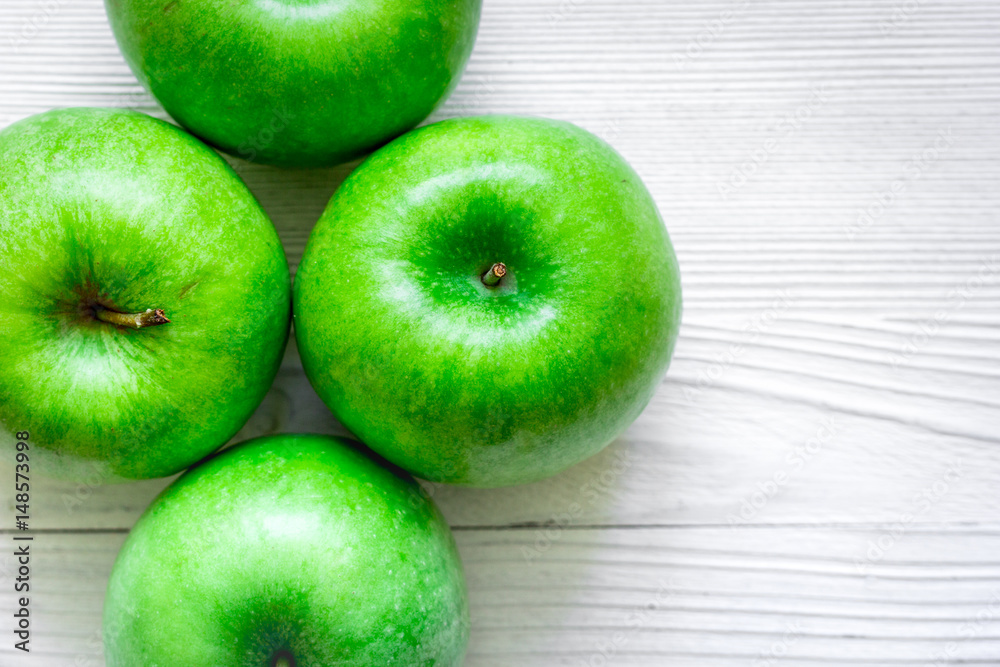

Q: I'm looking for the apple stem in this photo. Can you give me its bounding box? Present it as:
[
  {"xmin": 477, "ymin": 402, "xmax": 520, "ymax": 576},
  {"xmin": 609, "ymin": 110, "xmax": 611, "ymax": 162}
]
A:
[
  {"xmin": 481, "ymin": 262, "xmax": 507, "ymax": 287},
  {"xmin": 94, "ymin": 306, "xmax": 171, "ymax": 329}
]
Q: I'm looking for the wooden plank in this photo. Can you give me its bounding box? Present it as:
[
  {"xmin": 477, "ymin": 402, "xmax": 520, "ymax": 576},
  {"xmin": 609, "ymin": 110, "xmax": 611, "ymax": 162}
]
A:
[
  {"xmin": 1, "ymin": 0, "xmax": 999, "ymax": 663},
  {"xmin": 1, "ymin": 527, "xmax": 998, "ymax": 666},
  {"xmin": 6, "ymin": 321, "xmax": 998, "ymax": 530}
]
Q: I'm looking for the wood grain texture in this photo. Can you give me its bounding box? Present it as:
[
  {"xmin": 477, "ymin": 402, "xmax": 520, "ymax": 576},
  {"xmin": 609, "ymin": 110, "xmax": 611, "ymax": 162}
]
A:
[
  {"xmin": 1, "ymin": 0, "xmax": 999, "ymax": 664},
  {"xmin": 10, "ymin": 328, "xmax": 1000, "ymax": 531},
  {"xmin": 2, "ymin": 528, "xmax": 999, "ymax": 666}
]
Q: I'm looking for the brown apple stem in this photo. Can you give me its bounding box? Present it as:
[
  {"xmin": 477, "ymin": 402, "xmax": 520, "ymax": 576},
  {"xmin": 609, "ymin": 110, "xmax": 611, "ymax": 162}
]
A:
[
  {"xmin": 481, "ymin": 262, "xmax": 507, "ymax": 287},
  {"xmin": 95, "ymin": 306, "xmax": 171, "ymax": 329}
]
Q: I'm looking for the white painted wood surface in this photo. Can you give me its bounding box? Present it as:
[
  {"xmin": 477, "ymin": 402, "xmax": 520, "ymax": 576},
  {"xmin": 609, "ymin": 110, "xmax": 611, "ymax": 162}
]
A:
[{"xmin": 2, "ymin": 0, "xmax": 999, "ymax": 664}]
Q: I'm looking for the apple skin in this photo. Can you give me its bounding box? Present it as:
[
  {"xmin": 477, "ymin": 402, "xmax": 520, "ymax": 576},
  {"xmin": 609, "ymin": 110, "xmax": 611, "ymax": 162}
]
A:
[
  {"xmin": 0, "ymin": 107, "xmax": 290, "ymax": 482},
  {"xmin": 104, "ymin": 0, "xmax": 482, "ymax": 168},
  {"xmin": 294, "ymin": 116, "xmax": 682, "ymax": 487},
  {"xmin": 103, "ymin": 433, "xmax": 469, "ymax": 666}
]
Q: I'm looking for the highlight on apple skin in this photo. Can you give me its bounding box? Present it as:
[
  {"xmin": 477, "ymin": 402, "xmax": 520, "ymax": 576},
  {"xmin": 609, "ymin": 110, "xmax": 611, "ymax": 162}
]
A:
[
  {"xmin": 0, "ymin": 107, "xmax": 291, "ymax": 483},
  {"xmin": 104, "ymin": 0, "xmax": 483, "ymax": 168},
  {"xmin": 103, "ymin": 434, "xmax": 470, "ymax": 667},
  {"xmin": 294, "ymin": 115, "xmax": 683, "ymax": 487}
]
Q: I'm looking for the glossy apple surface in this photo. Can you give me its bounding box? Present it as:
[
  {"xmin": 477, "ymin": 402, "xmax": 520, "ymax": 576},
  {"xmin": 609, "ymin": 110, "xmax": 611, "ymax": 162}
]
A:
[
  {"xmin": 104, "ymin": 0, "xmax": 482, "ymax": 167},
  {"xmin": 103, "ymin": 433, "xmax": 469, "ymax": 666},
  {"xmin": 0, "ymin": 108, "xmax": 290, "ymax": 482},
  {"xmin": 294, "ymin": 116, "xmax": 682, "ymax": 487}
]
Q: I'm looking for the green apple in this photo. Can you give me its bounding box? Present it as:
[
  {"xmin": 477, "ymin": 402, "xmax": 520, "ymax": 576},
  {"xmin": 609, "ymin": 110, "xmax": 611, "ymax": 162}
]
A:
[
  {"xmin": 103, "ymin": 433, "xmax": 469, "ymax": 666},
  {"xmin": 0, "ymin": 107, "xmax": 290, "ymax": 482},
  {"xmin": 104, "ymin": 0, "xmax": 483, "ymax": 168},
  {"xmin": 294, "ymin": 116, "xmax": 682, "ymax": 487}
]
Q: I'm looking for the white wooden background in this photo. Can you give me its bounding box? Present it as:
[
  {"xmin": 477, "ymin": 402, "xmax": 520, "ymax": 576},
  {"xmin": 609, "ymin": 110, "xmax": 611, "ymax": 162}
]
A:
[{"xmin": 2, "ymin": 0, "xmax": 1000, "ymax": 665}]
